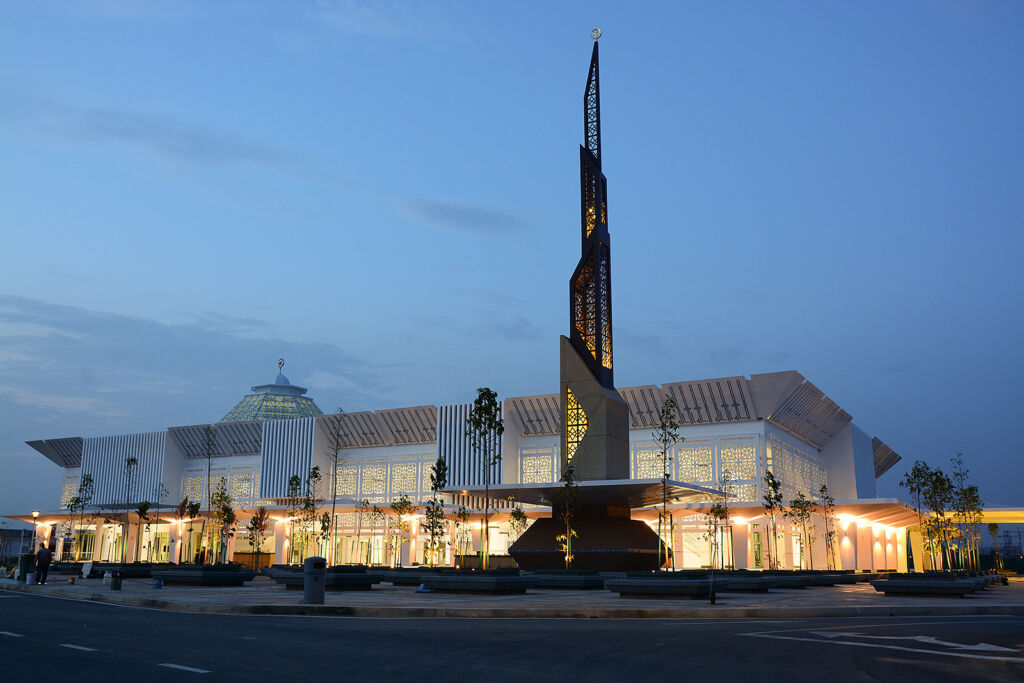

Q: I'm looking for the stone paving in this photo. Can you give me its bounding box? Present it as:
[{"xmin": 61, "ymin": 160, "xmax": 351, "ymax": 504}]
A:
[{"xmin": 3, "ymin": 576, "xmax": 1022, "ymax": 618}]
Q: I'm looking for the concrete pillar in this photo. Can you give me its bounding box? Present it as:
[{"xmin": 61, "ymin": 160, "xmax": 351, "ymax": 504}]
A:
[
  {"xmin": 871, "ymin": 527, "xmax": 884, "ymax": 569},
  {"xmin": 839, "ymin": 521, "xmax": 856, "ymax": 571},
  {"xmin": 732, "ymin": 524, "xmax": 749, "ymax": 569},
  {"xmin": 908, "ymin": 527, "xmax": 927, "ymax": 572},
  {"xmin": 274, "ymin": 520, "xmax": 288, "ymax": 564},
  {"xmin": 896, "ymin": 529, "xmax": 908, "ymax": 572},
  {"xmin": 168, "ymin": 524, "xmax": 180, "ymax": 564},
  {"xmin": 124, "ymin": 524, "xmax": 138, "ymax": 563},
  {"xmin": 93, "ymin": 524, "xmax": 107, "ymax": 563},
  {"xmin": 856, "ymin": 524, "xmax": 873, "ymax": 570}
]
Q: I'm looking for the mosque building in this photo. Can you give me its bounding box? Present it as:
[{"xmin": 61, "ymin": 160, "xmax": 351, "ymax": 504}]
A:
[{"xmin": 11, "ymin": 362, "xmax": 926, "ymax": 573}]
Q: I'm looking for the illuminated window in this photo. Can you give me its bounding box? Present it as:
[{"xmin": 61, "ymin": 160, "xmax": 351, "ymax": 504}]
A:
[
  {"xmin": 599, "ymin": 243, "xmax": 612, "ymax": 369},
  {"xmin": 565, "ymin": 387, "xmax": 588, "ymax": 461}
]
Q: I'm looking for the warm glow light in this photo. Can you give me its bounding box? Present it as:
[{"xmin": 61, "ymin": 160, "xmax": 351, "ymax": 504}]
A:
[
  {"xmin": 733, "ymin": 517, "xmax": 748, "ymax": 525},
  {"xmin": 841, "ymin": 537, "xmax": 851, "ymax": 546}
]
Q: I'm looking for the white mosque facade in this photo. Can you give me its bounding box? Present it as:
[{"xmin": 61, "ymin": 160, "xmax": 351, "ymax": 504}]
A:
[{"xmin": 10, "ymin": 366, "xmax": 924, "ymax": 573}]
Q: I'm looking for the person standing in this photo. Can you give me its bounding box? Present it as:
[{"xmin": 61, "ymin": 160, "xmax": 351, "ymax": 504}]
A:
[{"xmin": 34, "ymin": 542, "xmax": 52, "ymax": 585}]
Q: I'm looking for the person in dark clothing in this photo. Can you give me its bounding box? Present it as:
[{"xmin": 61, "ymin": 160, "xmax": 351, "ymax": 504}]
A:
[{"xmin": 35, "ymin": 543, "xmax": 52, "ymax": 584}]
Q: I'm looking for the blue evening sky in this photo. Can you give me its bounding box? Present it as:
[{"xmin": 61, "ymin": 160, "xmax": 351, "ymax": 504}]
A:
[{"xmin": 1, "ymin": 2, "xmax": 1022, "ymax": 517}]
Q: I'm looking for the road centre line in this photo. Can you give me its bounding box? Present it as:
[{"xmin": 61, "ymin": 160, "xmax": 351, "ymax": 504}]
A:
[
  {"xmin": 159, "ymin": 663, "xmax": 211, "ymax": 674},
  {"xmin": 60, "ymin": 643, "xmax": 97, "ymax": 651},
  {"xmin": 0, "ymin": 631, "xmax": 24, "ymax": 637},
  {"xmin": 739, "ymin": 632, "xmax": 1024, "ymax": 663}
]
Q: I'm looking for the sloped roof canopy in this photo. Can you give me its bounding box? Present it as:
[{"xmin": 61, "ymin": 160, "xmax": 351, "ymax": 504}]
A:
[{"xmin": 26, "ymin": 437, "xmax": 83, "ymax": 467}]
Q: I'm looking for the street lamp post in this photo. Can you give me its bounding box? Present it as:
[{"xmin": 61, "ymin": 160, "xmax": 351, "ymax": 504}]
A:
[{"xmin": 31, "ymin": 510, "xmax": 40, "ymax": 549}]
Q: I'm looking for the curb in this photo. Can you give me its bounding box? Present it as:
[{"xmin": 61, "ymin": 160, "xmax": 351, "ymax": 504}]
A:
[{"xmin": 4, "ymin": 582, "xmax": 1024, "ymax": 620}]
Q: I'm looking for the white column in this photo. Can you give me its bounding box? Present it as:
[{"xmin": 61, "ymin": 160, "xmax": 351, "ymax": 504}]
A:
[
  {"xmin": 274, "ymin": 520, "xmax": 288, "ymax": 564},
  {"xmin": 856, "ymin": 524, "xmax": 873, "ymax": 570},
  {"xmin": 839, "ymin": 521, "xmax": 857, "ymax": 571},
  {"xmin": 732, "ymin": 524, "xmax": 749, "ymax": 569}
]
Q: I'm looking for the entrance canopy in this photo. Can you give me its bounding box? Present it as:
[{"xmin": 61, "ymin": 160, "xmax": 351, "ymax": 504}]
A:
[{"xmin": 448, "ymin": 478, "xmax": 723, "ymax": 510}]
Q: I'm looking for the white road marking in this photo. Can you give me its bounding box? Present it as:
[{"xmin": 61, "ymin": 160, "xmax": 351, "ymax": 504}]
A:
[
  {"xmin": 809, "ymin": 630, "xmax": 1016, "ymax": 652},
  {"xmin": 159, "ymin": 663, "xmax": 211, "ymax": 674},
  {"xmin": 0, "ymin": 631, "xmax": 24, "ymax": 637},
  {"xmin": 741, "ymin": 632, "xmax": 1024, "ymax": 663},
  {"xmin": 60, "ymin": 643, "xmax": 97, "ymax": 651}
]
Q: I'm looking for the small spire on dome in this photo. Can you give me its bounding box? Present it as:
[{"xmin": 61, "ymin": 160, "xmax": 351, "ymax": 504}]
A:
[{"xmin": 278, "ymin": 358, "xmax": 285, "ymax": 373}]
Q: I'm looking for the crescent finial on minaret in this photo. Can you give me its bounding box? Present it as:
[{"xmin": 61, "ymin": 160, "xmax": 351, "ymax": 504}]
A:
[{"xmin": 592, "ymin": 27, "xmax": 602, "ymax": 40}]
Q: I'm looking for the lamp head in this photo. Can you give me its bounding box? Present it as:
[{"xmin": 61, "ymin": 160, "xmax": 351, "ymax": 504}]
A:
[{"xmin": 31, "ymin": 510, "xmax": 40, "ymax": 520}]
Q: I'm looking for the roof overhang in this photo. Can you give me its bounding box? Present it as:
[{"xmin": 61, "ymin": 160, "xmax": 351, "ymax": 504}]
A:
[
  {"xmin": 26, "ymin": 437, "xmax": 83, "ymax": 468},
  {"xmin": 447, "ymin": 478, "xmax": 723, "ymax": 509}
]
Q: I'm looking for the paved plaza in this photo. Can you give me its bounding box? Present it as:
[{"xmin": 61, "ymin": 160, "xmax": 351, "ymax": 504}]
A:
[{"xmin": 3, "ymin": 576, "xmax": 1023, "ymax": 619}]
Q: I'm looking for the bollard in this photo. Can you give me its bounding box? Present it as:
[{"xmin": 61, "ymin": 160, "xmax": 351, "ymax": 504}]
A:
[{"xmin": 303, "ymin": 556, "xmax": 326, "ymax": 605}]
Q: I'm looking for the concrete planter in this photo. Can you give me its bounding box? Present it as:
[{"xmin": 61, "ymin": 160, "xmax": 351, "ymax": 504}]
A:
[{"xmin": 606, "ymin": 578, "xmax": 725, "ymax": 599}]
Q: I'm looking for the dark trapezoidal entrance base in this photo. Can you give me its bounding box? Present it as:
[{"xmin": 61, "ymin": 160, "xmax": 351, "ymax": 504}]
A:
[{"xmin": 509, "ymin": 516, "xmax": 671, "ymax": 572}]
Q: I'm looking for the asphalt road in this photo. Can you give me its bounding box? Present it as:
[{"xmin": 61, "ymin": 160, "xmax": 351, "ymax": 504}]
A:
[{"xmin": 1, "ymin": 592, "xmax": 1022, "ymax": 682}]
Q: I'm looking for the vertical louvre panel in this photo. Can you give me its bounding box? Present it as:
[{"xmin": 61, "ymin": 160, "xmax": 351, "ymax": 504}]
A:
[
  {"xmin": 258, "ymin": 417, "xmax": 315, "ymax": 499},
  {"xmin": 438, "ymin": 403, "xmax": 503, "ymax": 488},
  {"xmin": 80, "ymin": 432, "xmax": 165, "ymax": 507}
]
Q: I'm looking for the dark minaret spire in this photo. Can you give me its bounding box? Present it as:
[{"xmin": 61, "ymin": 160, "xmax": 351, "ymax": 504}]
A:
[
  {"xmin": 569, "ymin": 39, "xmax": 614, "ymax": 390},
  {"xmin": 584, "ymin": 41, "xmax": 601, "ymax": 165},
  {"xmin": 560, "ymin": 33, "xmax": 628, "ymax": 480}
]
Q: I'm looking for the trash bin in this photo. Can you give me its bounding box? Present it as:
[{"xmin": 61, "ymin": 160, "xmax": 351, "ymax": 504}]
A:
[
  {"xmin": 18, "ymin": 553, "xmax": 34, "ymax": 583},
  {"xmin": 25, "ymin": 572, "xmax": 37, "ymax": 585},
  {"xmin": 303, "ymin": 556, "xmax": 326, "ymax": 605},
  {"xmin": 152, "ymin": 577, "xmax": 163, "ymax": 589},
  {"xmin": 110, "ymin": 571, "xmax": 123, "ymax": 591}
]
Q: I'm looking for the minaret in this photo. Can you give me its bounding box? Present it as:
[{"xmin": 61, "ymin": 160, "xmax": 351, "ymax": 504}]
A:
[{"xmin": 560, "ymin": 38, "xmax": 630, "ymax": 481}]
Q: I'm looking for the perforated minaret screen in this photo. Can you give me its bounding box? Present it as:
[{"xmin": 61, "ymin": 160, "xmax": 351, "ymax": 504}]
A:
[{"xmin": 559, "ymin": 39, "xmax": 630, "ymax": 481}]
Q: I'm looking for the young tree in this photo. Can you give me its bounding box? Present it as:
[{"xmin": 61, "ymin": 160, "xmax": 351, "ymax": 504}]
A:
[
  {"xmin": 422, "ymin": 456, "xmax": 449, "ymax": 567},
  {"xmin": 900, "ymin": 460, "xmax": 934, "ymax": 570},
  {"xmin": 121, "ymin": 455, "xmax": 138, "ymax": 567},
  {"xmin": 201, "ymin": 425, "xmax": 217, "ymax": 564},
  {"xmin": 453, "ymin": 504, "xmax": 471, "ymax": 567},
  {"xmin": 652, "ymin": 396, "xmax": 680, "ymax": 571},
  {"xmin": 465, "ymin": 387, "xmax": 504, "ymax": 570},
  {"xmin": 149, "ymin": 482, "xmax": 169, "ymax": 562},
  {"xmin": 366, "ymin": 505, "xmax": 386, "ymax": 565},
  {"xmin": 285, "ymin": 474, "xmax": 303, "ymax": 563},
  {"xmin": 989, "ymin": 523, "xmax": 1001, "ymax": 570},
  {"xmin": 388, "ymin": 494, "xmax": 415, "ymax": 567},
  {"xmin": 298, "ymin": 466, "xmax": 324, "ymax": 561},
  {"xmin": 508, "ymin": 506, "xmax": 529, "ymax": 545},
  {"xmin": 718, "ymin": 469, "xmax": 734, "ymax": 569},
  {"xmin": 784, "ymin": 492, "xmax": 815, "ymax": 570},
  {"xmin": 924, "ymin": 468, "xmax": 954, "ymax": 570},
  {"xmin": 556, "ymin": 464, "xmax": 579, "ymax": 570},
  {"xmin": 67, "ymin": 474, "xmax": 94, "ymax": 562},
  {"xmin": 321, "ymin": 408, "xmax": 349, "ymax": 565},
  {"xmin": 704, "ymin": 499, "xmax": 728, "ymax": 601},
  {"xmin": 246, "ymin": 506, "xmax": 271, "ymax": 571},
  {"xmin": 818, "ymin": 483, "xmax": 837, "ymax": 571},
  {"xmin": 174, "ymin": 497, "xmax": 189, "ymax": 564},
  {"xmin": 185, "ymin": 501, "xmax": 201, "ymax": 564},
  {"xmin": 354, "ymin": 498, "xmax": 370, "ymax": 565},
  {"xmin": 134, "ymin": 501, "xmax": 152, "ymax": 563},
  {"xmin": 949, "ymin": 452, "xmax": 984, "ymax": 570},
  {"xmin": 210, "ymin": 477, "xmax": 235, "ymax": 563},
  {"xmin": 761, "ymin": 469, "xmax": 783, "ymax": 570}
]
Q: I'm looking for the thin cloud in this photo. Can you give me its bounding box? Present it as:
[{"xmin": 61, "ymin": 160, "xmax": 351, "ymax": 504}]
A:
[
  {"xmin": 401, "ymin": 198, "xmax": 527, "ymax": 236},
  {"xmin": 0, "ymin": 92, "xmax": 291, "ymax": 166}
]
